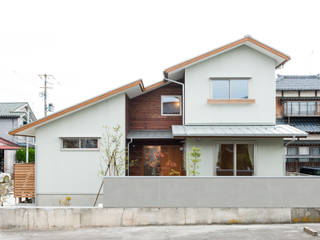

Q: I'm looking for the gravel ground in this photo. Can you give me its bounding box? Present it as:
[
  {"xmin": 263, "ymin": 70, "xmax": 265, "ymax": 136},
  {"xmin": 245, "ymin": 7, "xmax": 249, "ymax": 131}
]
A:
[{"xmin": 1, "ymin": 224, "xmax": 320, "ymax": 240}]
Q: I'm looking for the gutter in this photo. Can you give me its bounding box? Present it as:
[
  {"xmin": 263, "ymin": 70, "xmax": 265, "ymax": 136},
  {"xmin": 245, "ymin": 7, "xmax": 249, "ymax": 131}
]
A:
[{"xmin": 164, "ymin": 78, "xmax": 185, "ymax": 125}]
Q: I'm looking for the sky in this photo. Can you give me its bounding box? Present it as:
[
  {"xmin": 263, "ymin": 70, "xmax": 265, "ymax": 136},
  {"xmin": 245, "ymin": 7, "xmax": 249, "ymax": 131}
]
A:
[{"xmin": 0, "ymin": 0, "xmax": 319, "ymax": 118}]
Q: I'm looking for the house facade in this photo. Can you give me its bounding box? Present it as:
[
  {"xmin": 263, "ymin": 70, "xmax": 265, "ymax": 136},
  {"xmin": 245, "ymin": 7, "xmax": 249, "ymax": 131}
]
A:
[
  {"xmin": 10, "ymin": 36, "xmax": 306, "ymax": 206},
  {"xmin": 276, "ymin": 75, "xmax": 320, "ymax": 172},
  {"xmin": 0, "ymin": 102, "xmax": 36, "ymax": 174}
]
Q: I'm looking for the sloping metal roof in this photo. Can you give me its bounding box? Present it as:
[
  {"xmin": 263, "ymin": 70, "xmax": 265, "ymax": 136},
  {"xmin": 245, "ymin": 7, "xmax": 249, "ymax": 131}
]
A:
[
  {"xmin": 276, "ymin": 75, "xmax": 320, "ymax": 90},
  {"xmin": 277, "ymin": 118, "xmax": 320, "ymax": 133},
  {"xmin": 0, "ymin": 102, "xmax": 27, "ymax": 118},
  {"xmin": 127, "ymin": 130, "xmax": 173, "ymax": 139},
  {"xmin": 172, "ymin": 125, "xmax": 307, "ymax": 138}
]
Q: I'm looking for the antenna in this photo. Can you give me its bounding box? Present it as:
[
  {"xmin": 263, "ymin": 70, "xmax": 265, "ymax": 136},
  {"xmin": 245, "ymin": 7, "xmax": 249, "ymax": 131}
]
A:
[{"xmin": 39, "ymin": 74, "xmax": 55, "ymax": 117}]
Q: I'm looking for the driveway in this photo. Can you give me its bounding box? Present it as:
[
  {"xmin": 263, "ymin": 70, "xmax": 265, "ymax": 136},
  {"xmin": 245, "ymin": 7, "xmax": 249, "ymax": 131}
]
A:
[{"xmin": 1, "ymin": 224, "xmax": 320, "ymax": 240}]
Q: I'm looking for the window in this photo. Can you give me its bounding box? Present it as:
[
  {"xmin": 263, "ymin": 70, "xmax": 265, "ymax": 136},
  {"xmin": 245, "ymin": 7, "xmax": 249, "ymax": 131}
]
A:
[
  {"xmin": 287, "ymin": 147, "xmax": 298, "ymax": 156},
  {"xmin": 284, "ymin": 101, "xmax": 318, "ymax": 116},
  {"xmin": 299, "ymin": 147, "xmax": 309, "ymax": 155},
  {"xmin": 161, "ymin": 96, "xmax": 181, "ymax": 115},
  {"xmin": 216, "ymin": 143, "xmax": 254, "ymax": 176},
  {"xmin": 61, "ymin": 138, "xmax": 99, "ymax": 150},
  {"xmin": 311, "ymin": 147, "xmax": 320, "ymax": 156},
  {"xmin": 212, "ymin": 80, "xmax": 248, "ymax": 100}
]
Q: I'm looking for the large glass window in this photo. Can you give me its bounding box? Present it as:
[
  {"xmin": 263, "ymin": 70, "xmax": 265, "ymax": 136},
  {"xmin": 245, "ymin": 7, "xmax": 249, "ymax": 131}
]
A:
[
  {"xmin": 62, "ymin": 138, "xmax": 99, "ymax": 149},
  {"xmin": 161, "ymin": 96, "xmax": 181, "ymax": 115},
  {"xmin": 216, "ymin": 143, "xmax": 254, "ymax": 176},
  {"xmin": 212, "ymin": 80, "xmax": 248, "ymax": 100}
]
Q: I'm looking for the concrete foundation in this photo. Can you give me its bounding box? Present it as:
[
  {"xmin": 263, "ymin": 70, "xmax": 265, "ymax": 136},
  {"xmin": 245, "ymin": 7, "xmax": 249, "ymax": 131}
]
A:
[{"xmin": 0, "ymin": 207, "xmax": 320, "ymax": 230}]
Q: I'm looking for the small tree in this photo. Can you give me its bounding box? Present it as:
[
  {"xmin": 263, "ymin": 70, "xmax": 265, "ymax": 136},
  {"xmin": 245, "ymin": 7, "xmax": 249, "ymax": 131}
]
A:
[
  {"xmin": 16, "ymin": 148, "xmax": 35, "ymax": 163},
  {"xmin": 99, "ymin": 125, "xmax": 126, "ymax": 176},
  {"xmin": 188, "ymin": 147, "xmax": 201, "ymax": 176},
  {"xmin": 94, "ymin": 124, "xmax": 125, "ymax": 206}
]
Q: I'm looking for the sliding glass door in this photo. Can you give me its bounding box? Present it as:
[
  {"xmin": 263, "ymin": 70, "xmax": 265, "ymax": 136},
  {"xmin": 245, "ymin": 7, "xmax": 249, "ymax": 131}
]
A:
[{"xmin": 216, "ymin": 144, "xmax": 254, "ymax": 176}]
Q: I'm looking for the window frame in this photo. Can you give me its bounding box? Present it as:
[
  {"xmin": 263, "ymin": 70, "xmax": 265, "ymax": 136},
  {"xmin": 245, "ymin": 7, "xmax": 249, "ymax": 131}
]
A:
[
  {"xmin": 161, "ymin": 95, "xmax": 182, "ymax": 116},
  {"xmin": 60, "ymin": 137, "xmax": 100, "ymax": 151},
  {"xmin": 211, "ymin": 79, "xmax": 249, "ymax": 100},
  {"xmin": 215, "ymin": 142, "xmax": 256, "ymax": 176}
]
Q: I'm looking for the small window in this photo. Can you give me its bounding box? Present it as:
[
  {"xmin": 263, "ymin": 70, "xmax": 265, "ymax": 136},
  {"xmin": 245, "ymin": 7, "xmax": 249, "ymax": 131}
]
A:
[
  {"xmin": 299, "ymin": 147, "xmax": 309, "ymax": 155},
  {"xmin": 212, "ymin": 79, "xmax": 248, "ymax": 100},
  {"xmin": 161, "ymin": 96, "xmax": 181, "ymax": 115},
  {"xmin": 311, "ymin": 147, "xmax": 320, "ymax": 156},
  {"xmin": 287, "ymin": 147, "xmax": 297, "ymax": 156},
  {"xmin": 61, "ymin": 138, "xmax": 99, "ymax": 150}
]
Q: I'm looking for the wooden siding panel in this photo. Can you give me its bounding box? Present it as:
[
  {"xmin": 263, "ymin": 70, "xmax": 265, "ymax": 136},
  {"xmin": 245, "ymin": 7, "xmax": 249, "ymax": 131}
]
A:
[
  {"xmin": 128, "ymin": 83, "xmax": 182, "ymax": 130},
  {"xmin": 276, "ymin": 97, "xmax": 284, "ymax": 118},
  {"xmin": 14, "ymin": 163, "xmax": 35, "ymax": 198}
]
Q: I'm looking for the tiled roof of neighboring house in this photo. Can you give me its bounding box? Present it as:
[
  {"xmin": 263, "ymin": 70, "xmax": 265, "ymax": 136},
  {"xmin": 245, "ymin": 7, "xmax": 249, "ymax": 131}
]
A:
[
  {"xmin": 276, "ymin": 118, "xmax": 320, "ymax": 133},
  {"xmin": 0, "ymin": 102, "xmax": 28, "ymax": 118},
  {"xmin": 276, "ymin": 75, "xmax": 320, "ymax": 90}
]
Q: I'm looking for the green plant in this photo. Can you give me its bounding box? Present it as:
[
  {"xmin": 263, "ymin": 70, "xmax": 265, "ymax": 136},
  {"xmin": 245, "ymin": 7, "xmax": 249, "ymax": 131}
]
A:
[
  {"xmin": 16, "ymin": 148, "xmax": 35, "ymax": 163},
  {"xmin": 188, "ymin": 147, "xmax": 201, "ymax": 176}
]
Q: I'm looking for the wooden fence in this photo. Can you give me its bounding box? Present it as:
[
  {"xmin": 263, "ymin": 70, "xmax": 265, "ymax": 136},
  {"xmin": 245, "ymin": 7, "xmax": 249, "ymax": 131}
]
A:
[{"xmin": 14, "ymin": 163, "xmax": 35, "ymax": 198}]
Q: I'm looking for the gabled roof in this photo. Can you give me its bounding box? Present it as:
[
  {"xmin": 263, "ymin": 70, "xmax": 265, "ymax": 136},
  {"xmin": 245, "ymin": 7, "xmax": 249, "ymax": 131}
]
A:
[
  {"xmin": 164, "ymin": 36, "xmax": 290, "ymax": 80},
  {"xmin": 9, "ymin": 79, "xmax": 167, "ymax": 137},
  {"xmin": 276, "ymin": 75, "xmax": 320, "ymax": 91},
  {"xmin": 0, "ymin": 102, "xmax": 30, "ymax": 118}
]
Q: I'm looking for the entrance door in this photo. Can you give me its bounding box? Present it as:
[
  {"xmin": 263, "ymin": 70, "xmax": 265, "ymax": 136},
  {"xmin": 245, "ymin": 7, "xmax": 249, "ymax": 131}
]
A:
[
  {"xmin": 143, "ymin": 145, "xmax": 183, "ymax": 176},
  {"xmin": 0, "ymin": 150, "xmax": 4, "ymax": 172}
]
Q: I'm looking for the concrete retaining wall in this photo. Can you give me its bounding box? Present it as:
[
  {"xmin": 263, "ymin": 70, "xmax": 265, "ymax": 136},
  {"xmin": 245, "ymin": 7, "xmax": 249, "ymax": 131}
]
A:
[
  {"xmin": 104, "ymin": 176, "xmax": 320, "ymax": 208},
  {"xmin": 0, "ymin": 207, "xmax": 320, "ymax": 230}
]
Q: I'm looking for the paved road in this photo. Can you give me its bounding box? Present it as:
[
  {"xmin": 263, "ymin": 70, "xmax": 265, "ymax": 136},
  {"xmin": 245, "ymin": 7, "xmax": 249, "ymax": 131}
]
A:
[{"xmin": 1, "ymin": 224, "xmax": 320, "ymax": 240}]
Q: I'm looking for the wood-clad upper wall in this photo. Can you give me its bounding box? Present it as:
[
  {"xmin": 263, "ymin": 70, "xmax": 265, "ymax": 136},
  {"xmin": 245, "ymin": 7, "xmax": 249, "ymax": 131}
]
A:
[{"xmin": 128, "ymin": 83, "xmax": 182, "ymax": 130}]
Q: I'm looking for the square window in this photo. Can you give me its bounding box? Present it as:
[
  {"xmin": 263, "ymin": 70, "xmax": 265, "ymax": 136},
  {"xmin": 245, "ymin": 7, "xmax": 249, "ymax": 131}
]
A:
[
  {"xmin": 299, "ymin": 147, "xmax": 309, "ymax": 155},
  {"xmin": 161, "ymin": 96, "xmax": 181, "ymax": 115},
  {"xmin": 287, "ymin": 147, "xmax": 297, "ymax": 156}
]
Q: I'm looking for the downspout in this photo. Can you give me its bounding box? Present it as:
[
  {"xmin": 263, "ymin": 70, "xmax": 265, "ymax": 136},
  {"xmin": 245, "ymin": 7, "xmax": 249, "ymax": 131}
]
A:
[
  {"xmin": 127, "ymin": 138, "xmax": 133, "ymax": 176},
  {"xmin": 164, "ymin": 77, "xmax": 185, "ymax": 125}
]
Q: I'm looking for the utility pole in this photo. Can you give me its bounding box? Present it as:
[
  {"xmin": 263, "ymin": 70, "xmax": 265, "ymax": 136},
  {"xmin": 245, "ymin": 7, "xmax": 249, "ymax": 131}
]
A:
[{"xmin": 39, "ymin": 74, "xmax": 54, "ymax": 117}]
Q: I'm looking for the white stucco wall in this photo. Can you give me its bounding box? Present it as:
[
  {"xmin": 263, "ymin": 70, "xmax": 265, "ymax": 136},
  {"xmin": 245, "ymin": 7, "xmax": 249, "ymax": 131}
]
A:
[
  {"xmin": 184, "ymin": 45, "xmax": 277, "ymax": 125},
  {"xmin": 185, "ymin": 138, "xmax": 284, "ymax": 176},
  {"xmin": 35, "ymin": 94, "xmax": 126, "ymax": 202}
]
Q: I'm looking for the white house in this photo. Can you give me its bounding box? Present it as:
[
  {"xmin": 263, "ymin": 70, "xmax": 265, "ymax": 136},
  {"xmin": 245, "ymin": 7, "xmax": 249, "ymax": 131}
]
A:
[{"xmin": 10, "ymin": 36, "xmax": 307, "ymax": 206}]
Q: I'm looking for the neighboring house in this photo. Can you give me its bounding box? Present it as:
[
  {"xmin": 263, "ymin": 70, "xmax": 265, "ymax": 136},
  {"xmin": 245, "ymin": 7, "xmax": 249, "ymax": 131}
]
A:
[
  {"xmin": 276, "ymin": 75, "xmax": 320, "ymax": 172},
  {"xmin": 10, "ymin": 36, "xmax": 306, "ymax": 206},
  {"xmin": 0, "ymin": 102, "xmax": 36, "ymax": 174}
]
